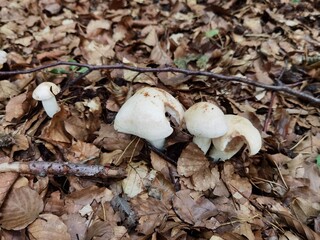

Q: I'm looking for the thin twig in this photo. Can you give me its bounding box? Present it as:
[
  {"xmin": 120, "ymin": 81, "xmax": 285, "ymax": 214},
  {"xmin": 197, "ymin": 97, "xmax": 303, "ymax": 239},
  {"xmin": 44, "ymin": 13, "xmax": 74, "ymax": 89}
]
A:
[
  {"xmin": 0, "ymin": 61, "xmax": 319, "ymax": 105},
  {"xmin": 0, "ymin": 161, "xmax": 126, "ymax": 179}
]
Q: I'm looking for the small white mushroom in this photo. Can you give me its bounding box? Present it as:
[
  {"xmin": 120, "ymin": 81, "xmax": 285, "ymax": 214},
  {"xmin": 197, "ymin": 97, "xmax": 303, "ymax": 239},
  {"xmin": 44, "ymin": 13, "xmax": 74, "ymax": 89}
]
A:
[
  {"xmin": 184, "ymin": 102, "xmax": 228, "ymax": 153},
  {"xmin": 114, "ymin": 87, "xmax": 184, "ymax": 149},
  {"xmin": 32, "ymin": 82, "xmax": 61, "ymax": 118},
  {"xmin": 209, "ymin": 115, "xmax": 262, "ymax": 161},
  {"xmin": 0, "ymin": 50, "xmax": 7, "ymax": 69}
]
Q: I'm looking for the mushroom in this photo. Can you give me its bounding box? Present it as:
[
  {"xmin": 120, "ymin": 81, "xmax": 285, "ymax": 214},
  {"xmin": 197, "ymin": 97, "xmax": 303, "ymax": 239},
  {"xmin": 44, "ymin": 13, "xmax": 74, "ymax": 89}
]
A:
[
  {"xmin": 184, "ymin": 102, "xmax": 228, "ymax": 153},
  {"xmin": 209, "ymin": 115, "xmax": 262, "ymax": 161},
  {"xmin": 114, "ymin": 87, "xmax": 184, "ymax": 149},
  {"xmin": 32, "ymin": 82, "xmax": 61, "ymax": 118},
  {"xmin": 0, "ymin": 50, "xmax": 7, "ymax": 69}
]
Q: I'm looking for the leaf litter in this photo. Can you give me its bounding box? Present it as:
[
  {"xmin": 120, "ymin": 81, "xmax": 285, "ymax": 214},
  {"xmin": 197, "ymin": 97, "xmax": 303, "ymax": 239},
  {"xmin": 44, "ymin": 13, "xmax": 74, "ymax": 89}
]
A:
[{"xmin": 0, "ymin": 0, "xmax": 319, "ymax": 239}]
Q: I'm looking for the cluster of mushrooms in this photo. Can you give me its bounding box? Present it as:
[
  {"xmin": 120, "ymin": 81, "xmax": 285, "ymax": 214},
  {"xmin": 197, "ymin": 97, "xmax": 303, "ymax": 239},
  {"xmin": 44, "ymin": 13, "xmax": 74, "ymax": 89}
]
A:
[
  {"xmin": 32, "ymin": 84, "xmax": 262, "ymax": 161},
  {"xmin": 114, "ymin": 87, "xmax": 262, "ymax": 161}
]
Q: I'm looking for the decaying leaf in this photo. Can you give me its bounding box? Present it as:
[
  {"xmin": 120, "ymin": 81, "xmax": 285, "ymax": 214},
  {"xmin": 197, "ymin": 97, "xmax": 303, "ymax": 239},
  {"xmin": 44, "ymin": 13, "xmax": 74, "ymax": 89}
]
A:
[
  {"xmin": 172, "ymin": 189, "xmax": 220, "ymax": 230},
  {"xmin": 85, "ymin": 220, "xmax": 129, "ymax": 240},
  {"xmin": 28, "ymin": 213, "xmax": 71, "ymax": 240},
  {"xmin": 177, "ymin": 143, "xmax": 209, "ymax": 178},
  {"xmin": 131, "ymin": 194, "xmax": 170, "ymax": 235},
  {"xmin": 0, "ymin": 80, "xmax": 20, "ymax": 101},
  {"xmin": 0, "ymin": 186, "xmax": 44, "ymax": 230},
  {"xmin": 0, "ymin": 157, "xmax": 18, "ymax": 207},
  {"xmin": 122, "ymin": 161, "xmax": 154, "ymax": 198}
]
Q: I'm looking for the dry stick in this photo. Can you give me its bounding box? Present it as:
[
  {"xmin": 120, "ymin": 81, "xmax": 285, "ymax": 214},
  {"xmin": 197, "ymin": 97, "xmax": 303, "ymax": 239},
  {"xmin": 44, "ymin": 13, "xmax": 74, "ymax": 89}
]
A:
[
  {"xmin": 0, "ymin": 161, "xmax": 126, "ymax": 179},
  {"xmin": 0, "ymin": 61, "xmax": 319, "ymax": 105}
]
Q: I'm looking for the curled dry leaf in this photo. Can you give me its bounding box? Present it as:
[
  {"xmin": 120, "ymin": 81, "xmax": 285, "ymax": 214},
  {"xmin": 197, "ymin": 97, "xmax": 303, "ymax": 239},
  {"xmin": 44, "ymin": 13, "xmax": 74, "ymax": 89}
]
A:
[
  {"xmin": 172, "ymin": 189, "xmax": 220, "ymax": 230},
  {"xmin": 275, "ymin": 211, "xmax": 320, "ymax": 240},
  {"xmin": 40, "ymin": 107, "xmax": 71, "ymax": 143},
  {"xmin": 0, "ymin": 186, "xmax": 44, "ymax": 230},
  {"xmin": 290, "ymin": 197, "xmax": 320, "ymax": 224},
  {"xmin": 28, "ymin": 213, "xmax": 71, "ymax": 240}
]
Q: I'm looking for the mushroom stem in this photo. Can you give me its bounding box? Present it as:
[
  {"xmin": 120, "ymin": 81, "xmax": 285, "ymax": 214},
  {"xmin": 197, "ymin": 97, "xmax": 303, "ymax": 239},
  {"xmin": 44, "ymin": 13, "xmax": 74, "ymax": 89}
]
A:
[
  {"xmin": 148, "ymin": 138, "xmax": 165, "ymax": 149},
  {"xmin": 209, "ymin": 142, "xmax": 244, "ymax": 161},
  {"xmin": 192, "ymin": 136, "xmax": 211, "ymax": 153},
  {"xmin": 41, "ymin": 97, "xmax": 61, "ymax": 118}
]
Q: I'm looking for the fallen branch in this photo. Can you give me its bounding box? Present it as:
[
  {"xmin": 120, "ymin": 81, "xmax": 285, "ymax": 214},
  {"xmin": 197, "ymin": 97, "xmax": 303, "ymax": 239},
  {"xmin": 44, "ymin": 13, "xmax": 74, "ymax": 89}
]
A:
[
  {"xmin": 0, "ymin": 161, "xmax": 126, "ymax": 179},
  {"xmin": 0, "ymin": 61, "xmax": 319, "ymax": 105}
]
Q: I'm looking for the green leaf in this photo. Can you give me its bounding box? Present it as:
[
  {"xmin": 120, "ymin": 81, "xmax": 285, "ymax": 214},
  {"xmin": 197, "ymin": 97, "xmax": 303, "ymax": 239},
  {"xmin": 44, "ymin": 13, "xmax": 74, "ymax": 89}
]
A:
[
  {"xmin": 174, "ymin": 54, "xmax": 199, "ymax": 69},
  {"xmin": 196, "ymin": 55, "xmax": 209, "ymax": 69},
  {"xmin": 68, "ymin": 59, "xmax": 78, "ymax": 71},
  {"xmin": 76, "ymin": 67, "xmax": 89, "ymax": 73},
  {"xmin": 316, "ymin": 155, "xmax": 320, "ymax": 167},
  {"xmin": 205, "ymin": 29, "xmax": 219, "ymax": 38},
  {"xmin": 49, "ymin": 68, "xmax": 69, "ymax": 74},
  {"xmin": 174, "ymin": 58, "xmax": 188, "ymax": 69}
]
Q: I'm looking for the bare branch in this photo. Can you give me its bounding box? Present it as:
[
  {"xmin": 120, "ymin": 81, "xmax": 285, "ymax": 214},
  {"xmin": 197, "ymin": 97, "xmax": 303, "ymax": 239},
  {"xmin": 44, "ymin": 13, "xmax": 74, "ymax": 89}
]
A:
[
  {"xmin": 0, "ymin": 161, "xmax": 126, "ymax": 179},
  {"xmin": 0, "ymin": 61, "xmax": 319, "ymax": 105}
]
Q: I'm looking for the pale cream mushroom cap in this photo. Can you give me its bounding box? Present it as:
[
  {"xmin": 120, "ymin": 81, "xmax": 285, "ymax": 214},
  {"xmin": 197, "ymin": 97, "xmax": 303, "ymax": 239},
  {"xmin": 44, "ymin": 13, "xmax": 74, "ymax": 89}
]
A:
[
  {"xmin": 209, "ymin": 114, "xmax": 262, "ymax": 161},
  {"xmin": 184, "ymin": 102, "xmax": 228, "ymax": 153},
  {"xmin": 114, "ymin": 87, "xmax": 184, "ymax": 149},
  {"xmin": 32, "ymin": 82, "xmax": 61, "ymax": 118}
]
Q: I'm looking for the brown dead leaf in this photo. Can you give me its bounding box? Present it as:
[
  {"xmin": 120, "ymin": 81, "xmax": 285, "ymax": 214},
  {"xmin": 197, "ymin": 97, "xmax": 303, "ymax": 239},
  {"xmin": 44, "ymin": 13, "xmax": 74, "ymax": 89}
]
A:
[
  {"xmin": 44, "ymin": 191, "xmax": 65, "ymax": 215},
  {"xmin": 0, "ymin": 186, "xmax": 44, "ymax": 230},
  {"xmin": 94, "ymin": 123, "xmax": 132, "ymax": 151},
  {"xmin": 150, "ymin": 151, "xmax": 177, "ymax": 182},
  {"xmin": 65, "ymin": 186, "xmax": 113, "ymax": 214},
  {"xmin": 172, "ymin": 189, "xmax": 220, "ymax": 230},
  {"xmin": 11, "ymin": 134, "xmax": 29, "ymax": 156},
  {"xmin": 122, "ymin": 161, "xmax": 154, "ymax": 198},
  {"xmin": 275, "ymin": 211, "xmax": 320, "ymax": 240},
  {"xmin": 86, "ymin": 19, "xmax": 111, "ymax": 39},
  {"xmin": 243, "ymin": 17, "xmax": 262, "ymax": 34},
  {"xmin": 149, "ymin": 173, "xmax": 175, "ymax": 206},
  {"xmin": 222, "ymin": 162, "xmax": 252, "ymax": 204},
  {"xmin": 177, "ymin": 142, "xmax": 209, "ymax": 177},
  {"xmin": 28, "ymin": 213, "xmax": 71, "ymax": 240},
  {"xmin": 61, "ymin": 213, "xmax": 87, "ymax": 240},
  {"xmin": 0, "ymin": 156, "xmax": 18, "ymax": 207},
  {"xmin": 5, "ymin": 92, "xmax": 34, "ymax": 122},
  {"xmin": 131, "ymin": 194, "xmax": 170, "ymax": 235},
  {"xmin": 150, "ymin": 43, "xmax": 173, "ymax": 65},
  {"xmin": 291, "ymin": 197, "xmax": 320, "ymax": 224},
  {"xmin": 85, "ymin": 220, "xmax": 129, "ymax": 240},
  {"xmin": 40, "ymin": 107, "xmax": 71, "ymax": 143},
  {"xmin": 190, "ymin": 166, "xmax": 221, "ymax": 192},
  {"xmin": 65, "ymin": 140, "xmax": 100, "ymax": 163},
  {"xmin": 0, "ymin": 80, "xmax": 20, "ymax": 101}
]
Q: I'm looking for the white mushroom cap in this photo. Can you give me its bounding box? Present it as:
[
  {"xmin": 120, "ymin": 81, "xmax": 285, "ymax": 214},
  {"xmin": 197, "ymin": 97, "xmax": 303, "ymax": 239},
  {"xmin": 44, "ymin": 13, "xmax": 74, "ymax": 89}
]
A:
[
  {"xmin": 114, "ymin": 87, "xmax": 184, "ymax": 149},
  {"xmin": 184, "ymin": 102, "xmax": 228, "ymax": 153},
  {"xmin": 32, "ymin": 82, "xmax": 61, "ymax": 118},
  {"xmin": 209, "ymin": 114, "xmax": 262, "ymax": 161}
]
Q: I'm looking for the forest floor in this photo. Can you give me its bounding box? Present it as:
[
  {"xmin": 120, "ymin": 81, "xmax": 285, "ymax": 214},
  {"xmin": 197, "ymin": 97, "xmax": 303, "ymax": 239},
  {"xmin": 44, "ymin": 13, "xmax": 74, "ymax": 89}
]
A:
[{"xmin": 0, "ymin": 0, "xmax": 320, "ymax": 239}]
